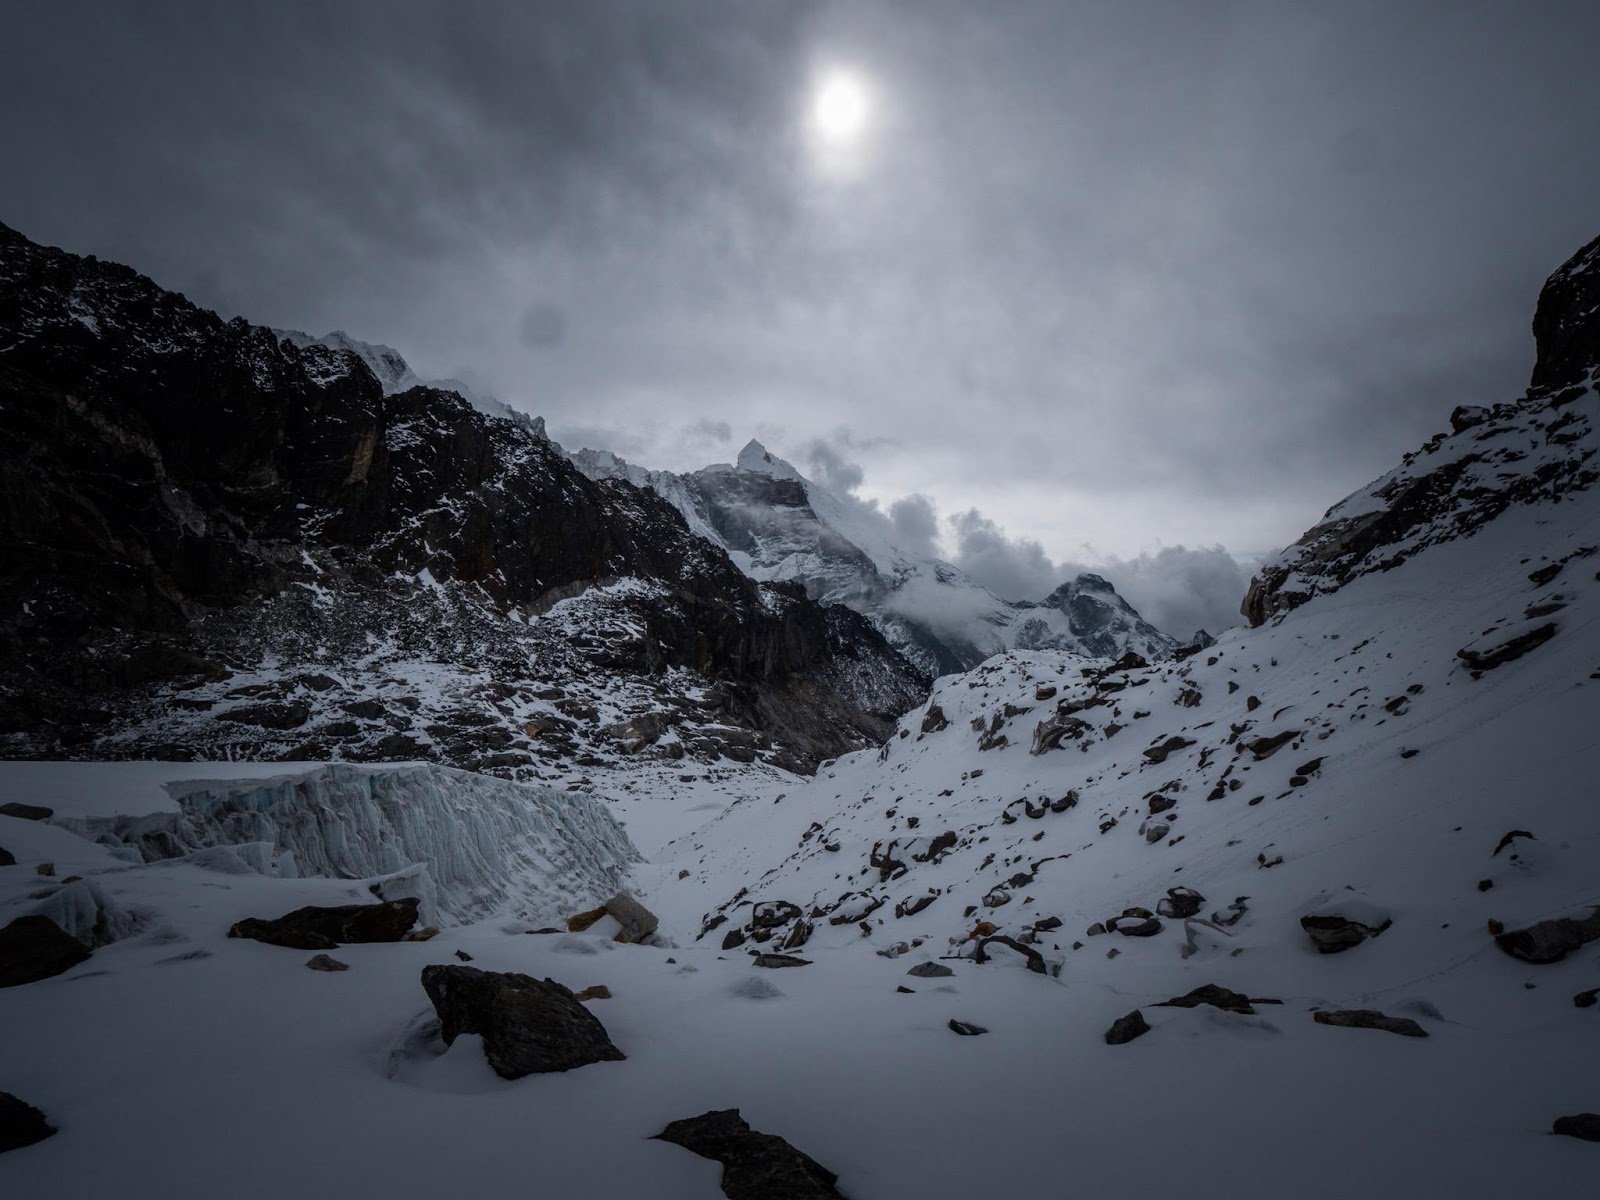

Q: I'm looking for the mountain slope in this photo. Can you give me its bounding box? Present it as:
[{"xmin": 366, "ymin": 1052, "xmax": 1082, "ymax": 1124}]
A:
[
  {"xmin": 0, "ymin": 221, "xmax": 924, "ymax": 772},
  {"xmin": 570, "ymin": 437, "xmax": 1179, "ymax": 674}
]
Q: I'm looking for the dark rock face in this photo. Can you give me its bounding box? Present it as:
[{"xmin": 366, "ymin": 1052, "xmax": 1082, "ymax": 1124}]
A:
[
  {"xmin": 0, "ymin": 1090, "xmax": 57, "ymax": 1154},
  {"xmin": 0, "ymin": 221, "xmax": 922, "ymax": 770},
  {"xmin": 420, "ymin": 964, "xmax": 625, "ymax": 1079},
  {"xmin": 1301, "ymin": 913, "xmax": 1391, "ymax": 954},
  {"xmin": 1313, "ymin": 1009, "xmax": 1428, "ymax": 1038},
  {"xmin": 1494, "ymin": 907, "xmax": 1600, "ymax": 964},
  {"xmin": 227, "ymin": 899, "xmax": 419, "ymax": 949},
  {"xmin": 1105, "ymin": 1009, "xmax": 1150, "ymax": 1044},
  {"xmin": 654, "ymin": 1108, "xmax": 845, "ymax": 1200},
  {"xmin": 0, "ymin": 914, "xmax": 91, "ymax": 987},
  {"xmin": 1242, "ymin": 233, "xmax": 1599, "ymax": 627}
]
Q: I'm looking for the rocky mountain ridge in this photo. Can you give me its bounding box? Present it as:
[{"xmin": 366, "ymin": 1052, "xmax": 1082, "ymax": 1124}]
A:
[{"xmin": 0, "ymin": 221, "xmax": 925, "ymax": 773}]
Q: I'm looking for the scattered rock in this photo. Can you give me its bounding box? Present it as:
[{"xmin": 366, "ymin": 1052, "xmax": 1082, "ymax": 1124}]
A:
[
  {"xmin": 0, "ymin": 802, "xmax": 52, "ymax": 822},
  {"xmin": 1456, "ymin": 622, "xmax": 1558, "ymax": 672},
  {"xmin": 0, "ymin": 846, "xmax": 12, "ymax": 867},
  {"xmin": 654, "ymin": 1108, "xmax": 846, "ymax": 1200},
  {"xmin": 1109, "ymin": 915, "xmax": 1163, "ymax": 937},
  {"xmin": 948, "ymin": 1019, "xmax": 988, "ymax": 1036},
  {"xmin": 419, "ymin": 964, "xmax": 625, "ymax": 1079},
  {"xmin": 1300, "ymin": 912, "xmax": 1391, "ymax": 954},
  {"xmin": 1492, "ymin": 829, "xmax": 1536, "ymax": 856},
  {"xmin": 907, "ymin": 961, "xmax": 954, "ymax": 978},
  {"xmin": 1312, "ymin": 1009, "xmax": 1428, "ymax": 1037},
  {"xmin": 751, "ymin": 900, "xmax": 802, "ymax": 929},
  {"xmin": 1552, "ymin": 1114, "xmax": 1600, "ymax": 1142},
  {"xmin": 1575, "ymin": 988, "xmax": 1598, "ymax": 1009},
  {"xmin": 721, "ymin": 928, "xmax": 747, "ymax": 951},
  {"xmin": 454, "ymin": 949, "xmax": 474, "ymax": 962},
  {"xmin": 1155, "ymin": 983, "xmax": 1262, "ymax": 1015},
  {"xmin": 1494, "ymin": 907, "xmax": 1600, "ymax": 964},
  {"xmin": 0, "ymin": 1090, "xmax": 57, "ymax": 1154},
  {"xmin": 1104, "ymin": 1010, "xmax": 1150, "ymax": 1044},
  {"xmin": 602, "ymin": 892, "xmax": 658, "ymax": 944},
  {"xmin": 573, "ymin": 984, "xmax": 612, "ymax": 1001},
  {"xmin": 228, "ymin": 899, "xmax": 419, "ymax": 950},
  {"xmin": 752, "ymin": 953, "xmax": 811, "ymax": 969},
  {"xmin": 1245, "ymin": 730, "xmax": 1299, "ymax": 760},
  {"xmin": 0, "ymin": 914, "xmax": 91, "ymax": 988},
  {"xmin": 1157, "ymin": 886, "xmax": 1206, "ymax": 919},
  {"xmin": 1143, "ymin": 735, "xmax": 1195, "ymax": 764},
  {"xmin": 972, "ymin": 935, "xmax": 1047, "ymax": 975},
  {"xmin": 305, "ymin": 954, "xmax": 349, "ymax": 972}
]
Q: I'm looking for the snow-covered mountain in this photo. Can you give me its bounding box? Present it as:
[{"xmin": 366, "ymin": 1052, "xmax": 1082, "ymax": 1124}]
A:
[
  {"xmin": 0, "ymin": 222, "xmax": 925, "ymax": 775},
  {"xmin": 569, "ymin": 436, "xmax": 1179, "ymax": 674}
]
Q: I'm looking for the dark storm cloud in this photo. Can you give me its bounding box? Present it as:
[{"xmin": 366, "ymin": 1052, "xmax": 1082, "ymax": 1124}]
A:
[{"xmin": 4, "ymin": 0, "xmax": 1599, "ymax": 565}]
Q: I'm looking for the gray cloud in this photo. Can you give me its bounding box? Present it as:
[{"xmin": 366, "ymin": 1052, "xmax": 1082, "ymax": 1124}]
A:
[
  {"xmin": 947, "ymin": 509, "xmax": 1062, "ymax": 602},
  {"xmin": 4, "ymin": 1, "xmax": 1599, "ymax": 561},
  {"xmin": 888, "ymin": 494, "xmax": 941, "ymax": 559}
]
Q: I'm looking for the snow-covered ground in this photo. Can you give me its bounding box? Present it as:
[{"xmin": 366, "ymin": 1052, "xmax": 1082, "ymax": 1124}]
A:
[{"xmin": 3, "ymin": 478, "xmax": 1598, "ymax": 1196}]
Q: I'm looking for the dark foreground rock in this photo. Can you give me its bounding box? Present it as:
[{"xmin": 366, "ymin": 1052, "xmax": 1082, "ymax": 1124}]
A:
[
  {"xmin": 1313, "ymin": 1009, "xmax": 1428, "ymax": 1038},
  {"xmin": 419, "ymin": 964, "xmax": 624, "ymax": 1079},
  {"xmin": 752, "ymin": 953, "xmax": 811, "ymax": 969},
  {"xmin": 0, "ymin": 803, "xmax": 52, "ymax": 821},
  {"xmin": 1552, "ymin": 1113, "xmax": 1600, "ymax": 1142},
  {"xmin": 1105, "ymin": 1010, "xmax": 1150, "ymax": 1044},
  {"xmin": 227, "ymin": 899, "xmax": 420, "ymax": 949},
  {"xmin": 1155, "ymin": 984, "xmax": 1269, "ymax": 1015},
  {"xmin": 0, "ymin": 1091, "xmax": 57, "ymax": 1154},
  {"xmin": 305, "ymin": 954, "xmax": 349, "ymax": 972},
  {"xmin": 0, "ymin": 914, "xmax": 91, "ymax": 988},
  {"xmin": 948, "ymin": 1019, "xmax": 988, "ymax": 1036},
  {"xmin": 654, "ymin": 1108, "xmax": 845, "ymax": 1200},
  {"xmin": 1495, "ymin": 908, "xmax": 1600, "ymax": 965},
  {"xmin": 906, "ymin": 961, "xmax": 954, "ymax": 978}
]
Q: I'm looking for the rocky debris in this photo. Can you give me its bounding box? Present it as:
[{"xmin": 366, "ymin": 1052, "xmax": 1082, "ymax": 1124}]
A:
[
  {"xmin": 0, "ymin": 914, "xmax": 92, "ymax": 988},
  {"xmin": 573, "ymin": 984, "xmax": 612, "ymax": 1001},
  {"xmin": 1492, "ymin": 829, "xmax": 1536, "ymax": 856},
  {"xmin": 1575, "ymin": 988, "xmax": 1598, "ymax": 1009},
  {"xmin": 1104, "ymin": 1010, "xmax": 1150, "ymax": 1044},
  {"xmin": 751, "ymin": 900, "xmax": 802, "ymax": 929},
  {"xmin": 907, "ymin": 961, "xmax": 954, "ymax": 978},
  {"xmin": 1552, "ymin": 1113, "xmax": 1600, "ymax": 1142},
  {"xmin": 1450, "ymin": 404, "xmax": 1491, "ymax": 433},
  {"xmin": 1300, "ymin": 912, "xmax": 1391, "ymax": 954},
  {"xmin": 971, "ymin": 935, "xmax": 1047, "ymax": 974},
  {"xmin": 1143, "ymin": 735, "xmax": 1195, "ymax": 764},
  {"xmin": 305, "ymin": 954, "xmax": 349, "ymax": 972},
  {"xmin": 565, "ymin": 891, "xmax": 659, "ymax": 943},
  {"xmin": 1157, "ymin": 887, "xmax": 1206, "ymax": 919},
  {"xmin": 1312, "ymin": 1009, "xmax": 1428, "ymax": 1038},
  {"xmin": 1457, "ymin": 622, "xmax": 1559, "ymax": 673},
  {"xmin": 1494, "ymin": 907, "xmax": 1600, "ymax": 964},
  {"xmin": 0, "ymin": 802, "xmax": 52, "ymax": 821},
  {"xmin": 419, "ymin": 964, "xmax": 625, "ymax": 1079},
  {"xmin": 1105, "ymin": 909, "xmax": 1163, "ymax": 937},
  {"xmin": 653, "ymin": 1108, "xmax": 846, "ymax": 1200},
  {"xmin": 920, "ymin": 703, "xmax": 950, "ymax": 734},
  {"xmin": 1155, "ymin": 984, "xmax": 1269, "ymax": 1015},
  {"xmin": 1031, "ymin": 712, "xmax": 1092, "ymax": 755},
  {"xmin": 0, "ymin": 1090, "xmax": 57, "ymax": 1154},
  {"xmin": 1245, "ymin": 730, "xmax": 1299, "ymax": 760},
  {"xmin": 228, "ymin": 899, "xmax": 419, "ymax": 950},
  {"xmin": 752, "ymin": 953, "xmax": 811, "ymax": 969},
  {"xmin": 948, "ymin": 1019, "xmax": 988, "ymax": 1036}
]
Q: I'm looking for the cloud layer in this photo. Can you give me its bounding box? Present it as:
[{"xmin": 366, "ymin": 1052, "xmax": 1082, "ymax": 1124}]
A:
[{"xmin": 4, "ymin": 1, "xmax": 1599, "ymax": 565}]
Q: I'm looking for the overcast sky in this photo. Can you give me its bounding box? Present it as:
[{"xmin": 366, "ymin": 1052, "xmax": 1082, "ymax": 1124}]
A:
[{"xmin": 4, "ymin": 1, "xmax": 1599, "ymax": 629}]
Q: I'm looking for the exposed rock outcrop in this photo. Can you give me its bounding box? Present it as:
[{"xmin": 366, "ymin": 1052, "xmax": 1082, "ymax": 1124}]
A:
[{"xmin": 653, "ymin": 1108, "xmax": 846, "ymax": 1200}]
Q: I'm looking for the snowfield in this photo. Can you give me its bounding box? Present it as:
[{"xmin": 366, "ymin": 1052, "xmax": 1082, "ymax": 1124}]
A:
[{"xmin": 2, "ymin": 457, "xmax": 1598, "ymax": 1196}]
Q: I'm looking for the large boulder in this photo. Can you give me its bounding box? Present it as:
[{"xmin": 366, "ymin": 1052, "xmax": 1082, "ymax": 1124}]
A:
[
  {"xmin": 0, "ymin": 914, "xmax": 91, "ymax": 988},
  {"xmin": 654, "ymin": 1108, "xmax": 845, "ymax": 1200},
  {"xmin": 419, "ymin": 964, "xmax": 625, "ymax": 1079},
  {"xmin": 227, "ymin": 898, "xmax": 419, "ymax": 950},
  {"xmin": 0, "ymin": 1091, "xmax": 57, "ymax": 1154},
  {"xmin": 1494, "ymin": 907, "xmax": 1600, "ymax": 965}
]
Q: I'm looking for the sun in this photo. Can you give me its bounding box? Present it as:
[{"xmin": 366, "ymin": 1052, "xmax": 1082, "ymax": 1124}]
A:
[{"xmin": 810, "ymin": 69, "xmax": 870, "ymax": 145}]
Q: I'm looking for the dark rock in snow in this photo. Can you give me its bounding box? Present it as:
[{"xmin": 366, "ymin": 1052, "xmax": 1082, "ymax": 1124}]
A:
[
  {"xmin": 907, "ymin": 961, "xmax": 954, "ymax": 978},
  {"xmin": 948, "ymin": 1019, "xmax": 988, "ymax": 1036},
  {"xmin": 1156, "ymin": 887, "xmax": 1206, "ymax": 919},
  {"xmin": 1143, "ymin": 736, "xmax": 1195, "ymax": 764},
  {"xmin": 420, "ymin": 964, "xmax": 625, "ymax": 1078},
  {"xmin": 1155, "ymin": 983, "xmax": 1262, "ymax": 1015},
  {"xmin": 1492, "ymin": 829, "xmax": 1536, "ymax": 857},
  {"xmin": 1494, "ymin": 907, "xmax": 1600, "ymax": 964},
  {"xmin": 1110, "ymin": 915, "xmax": 1163, "ymax": 937},
  {"xmin": 752, "ymin": 953, "xmax": 812, "ymax": 969},
  {"xmin": 1551, "ymin": 1113, "xmax": 1600, "ymax": 1142},
  {"xmin": 602, "ymin": 891, "xmax": 658, "ymax": 944},
  {"xmin": 0, "ymin": 914, "xmax": 92, "ymax": 988},
  {"xmin": 1457, "ymin": 623, "xmax": 1559, "ymax": 673},
  {"xmin": 228, "ymin": 898, "xmax": 419, "ymax": 949},
  {"xmin": 972, "ymin": 935, "xmax": 1047, "ymax": 974},
  {"xmin": 0, "ymin": 1090, "xmax": 57, "ymax": 1154},
  {"xmin": 305, "ymin": 953, "xmax": 349, "ymax": 972},
  {"xmin": 1312, "ymin": 1009, "xmax": 1428, "ymax": 1037},
  {"xmin": 0, "ymin": 846, "xmax": 13, "ymax": 867},
  {"xmin": 1300, "ymin": 913, "xmax": 1391, "ymax": 954},
  {"xmin": 1105, "ymin": 1010, "xmax": 1150, "ymax": 1045},
  {"xmin": 1575, "ymin": 988, "xmax": 1598, "ymax": 1009},
  {"xmin": 654, "ymin": 1108, "xmax": 846, "ymax": 1200},
  {"xmin": 721, "ymin": 928, "xmax": 747, "ymax": 951},
  {"xmin": 0, "ymin": 803, "xmax": 52, "ymax": 821},
  {"xmin": 751, "ymin": 900, "xmax": 803, "ymax": 929}
]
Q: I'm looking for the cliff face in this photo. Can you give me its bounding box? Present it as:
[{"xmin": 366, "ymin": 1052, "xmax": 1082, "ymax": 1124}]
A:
[
  {"xmin": 1242, "ymin": 237, "xmax": 1599, "ymax": 626},
  {"xmin": 0, "ymin": 222, "xmax": 924, "ymax": 770}
]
